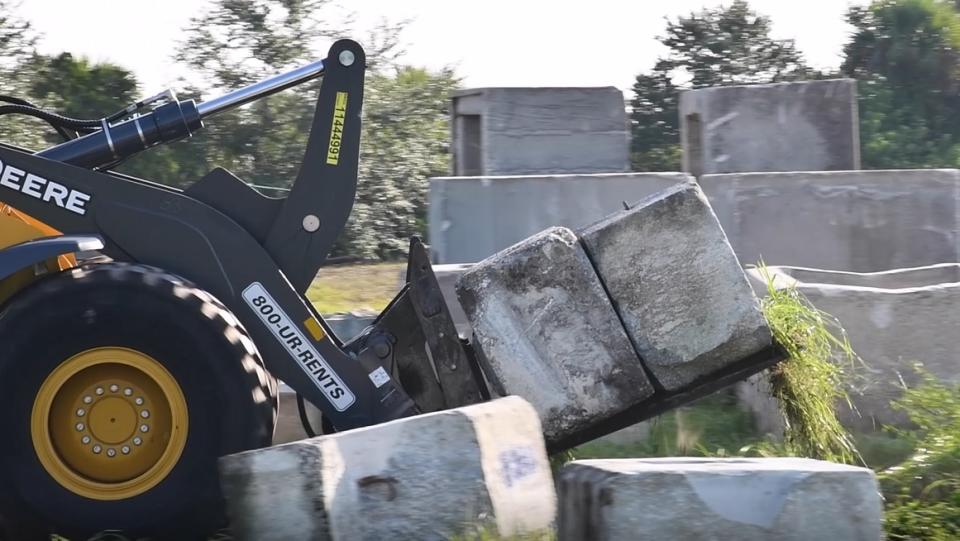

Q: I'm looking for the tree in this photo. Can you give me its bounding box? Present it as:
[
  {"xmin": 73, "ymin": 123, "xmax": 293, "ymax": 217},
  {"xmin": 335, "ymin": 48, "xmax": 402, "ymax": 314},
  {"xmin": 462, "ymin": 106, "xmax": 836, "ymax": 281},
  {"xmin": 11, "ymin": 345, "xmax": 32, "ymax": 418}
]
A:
[
  {"xmin": 630, "ymin": 0, "xmax": 809, "ymax": 171},
  {"xmin": 340, "ymin": 67, "xmax": 459, "ymax": 259},
  {"xmin": 0, "ymin": 1, "xmax": 46, "ymax": 149},
  {"xmin": 843, "ymin": 0, "xmax": 960, "ymax": 168}
]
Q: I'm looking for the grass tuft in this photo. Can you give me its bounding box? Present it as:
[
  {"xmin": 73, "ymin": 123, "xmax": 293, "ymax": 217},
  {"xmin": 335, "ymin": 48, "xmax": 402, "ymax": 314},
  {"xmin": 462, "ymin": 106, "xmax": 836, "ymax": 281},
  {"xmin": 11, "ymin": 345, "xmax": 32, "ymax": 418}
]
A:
[{"xmin": 757, "ymin": 264, "xmax": 863, "ymax": 465}]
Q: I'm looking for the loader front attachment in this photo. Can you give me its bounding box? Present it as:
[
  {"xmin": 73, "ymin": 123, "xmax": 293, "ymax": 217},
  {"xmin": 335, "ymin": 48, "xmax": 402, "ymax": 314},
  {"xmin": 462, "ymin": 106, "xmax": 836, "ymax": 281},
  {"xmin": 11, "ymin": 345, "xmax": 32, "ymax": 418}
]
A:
[{"xmin": 340, "ymin": 237, "xmax": 488, "ymax": 415}]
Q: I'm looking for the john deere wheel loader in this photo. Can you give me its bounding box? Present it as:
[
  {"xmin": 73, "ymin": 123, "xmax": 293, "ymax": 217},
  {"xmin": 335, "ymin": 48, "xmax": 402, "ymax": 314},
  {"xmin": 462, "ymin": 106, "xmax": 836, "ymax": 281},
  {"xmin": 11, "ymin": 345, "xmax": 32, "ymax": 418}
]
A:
[{"xmin": 0, "ymin": 40, "xmax": 489, "ymax": 538}]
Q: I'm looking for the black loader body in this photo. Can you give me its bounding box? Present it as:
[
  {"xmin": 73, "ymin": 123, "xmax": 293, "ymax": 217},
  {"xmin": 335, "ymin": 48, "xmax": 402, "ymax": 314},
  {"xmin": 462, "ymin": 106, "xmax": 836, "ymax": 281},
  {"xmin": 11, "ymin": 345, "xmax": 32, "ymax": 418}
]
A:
[{"xmin": 0, "ymin": 40, "xmax": 481, "ymax": 441}]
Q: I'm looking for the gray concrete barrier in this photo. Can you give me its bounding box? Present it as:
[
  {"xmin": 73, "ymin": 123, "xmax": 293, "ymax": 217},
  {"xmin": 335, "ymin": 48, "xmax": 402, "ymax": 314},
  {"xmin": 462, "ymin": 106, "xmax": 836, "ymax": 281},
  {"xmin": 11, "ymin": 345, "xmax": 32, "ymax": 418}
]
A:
[
  {"xmin": 746, "ymin": 264, "xmax": 960, "ymax": 430},
  {"xmin": 558, "ymin": 457, "xmax": 882, "ymax": 540},
  {"xmin": 680, "ymin": 79, "xmax": 860, "ymax": 176},
  {"xmin": 701, "ymin": 169, "xmax": 960, "ymax": 272},
  {"xmin": 220, "ymin": 396, "xmax": 556, "ymax": 540},
  {"xmin": 429, "ymin": 172, "xmax": 692, "ymax": 263}
]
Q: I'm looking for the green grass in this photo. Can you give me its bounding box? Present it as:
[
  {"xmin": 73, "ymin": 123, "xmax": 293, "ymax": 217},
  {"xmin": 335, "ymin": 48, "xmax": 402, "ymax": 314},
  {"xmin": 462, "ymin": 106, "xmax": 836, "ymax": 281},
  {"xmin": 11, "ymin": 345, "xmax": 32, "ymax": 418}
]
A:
[
  {"xmin": 574, "ymin": 391, "xmax": 766, "ymax": 459},
  {"xmin": 306, "ymin": 262, "xmax": 405, "ymax": 314},
  {"xmin": 756, "ymin": 265, "xmax": 863, "ymax": 465}
]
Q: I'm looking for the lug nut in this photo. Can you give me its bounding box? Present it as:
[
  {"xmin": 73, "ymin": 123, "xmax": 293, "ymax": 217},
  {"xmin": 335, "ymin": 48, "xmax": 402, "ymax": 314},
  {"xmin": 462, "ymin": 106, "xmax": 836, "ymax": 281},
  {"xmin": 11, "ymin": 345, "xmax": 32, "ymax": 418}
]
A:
[
  {"xmin": 140, "ymin": 410, "xmax": 150, "ymax": 419},
  {"xmin": 106, "ymin": 448, "xmax": 116, "ymax": 457},
  {"xmin": 75, "ymin": 423, "xmax": 84, "ymax": 431},
  {"xmin": 109, "ymin": 384, "xmax": 119, "ymax": 393},
  {"xmin": 95, "ymin": 387, "xmax": 104, "ymax": 396},
  {"xmin": 92, "ymin": 445, "xmax": 102, "ymax": 454},
  {"xmin": 81, "ymin": 436, "xmax": 91, "ymax": 444},
  {"xmin": 124, "ymin": 388, "xmax": 133, "ymax": 396},
  {"xmin": 133, "ymin": 437, "xmax": 142, "ymax": 446},
  {"xmin": 121, "ymin": 446, "xmax": 130, "ymax": 455},
  {"xmin": 83, "ymin": 395, "xmax": 93, "ymax": 404},
  {"xmin": 140, "ymin": 424, "xmax": 149, "ymax": 433},
  {"xmin": 76, "ymin": 408, "xmax": 85, "ymax": 417},
  {"xmin": 135, "ymin": 397, "xmax": 144, "ymax": 406}
]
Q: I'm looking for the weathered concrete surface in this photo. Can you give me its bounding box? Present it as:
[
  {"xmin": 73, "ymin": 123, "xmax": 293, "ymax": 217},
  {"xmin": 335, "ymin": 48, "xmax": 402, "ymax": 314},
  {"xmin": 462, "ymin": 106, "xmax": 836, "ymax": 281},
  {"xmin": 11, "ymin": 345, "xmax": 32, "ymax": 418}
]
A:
[
  {"xmin": 746, "ymin": 264, "xmax": 960, "ymax": 430},
  {"xmin": 429, "ymin": 172, "xmax": 691, "ymax": 263},
  {"xmin": 451, "ymin": 87, "xmax": 629, "ymax": 176},
  {"xmin": 680, "ymin": 79, "xmax": 859, "ymax": 176},
  {"xmin": 456, "ymin": 227, "xmax": 654, "ymax": 443},
  {"xmin": 581, "ymin": 182, "xmax": 772, "ymax": 391},
  {"xmin": 221, "ymin": 396, "xmax": 555, "ymax": 540},
  {"xmin": 558, "ymin": 457, "xmax": 882, "ymax": 541},
  {"xmin": 701, "ymin": 169, "xmax": 960, "ymax": 272},
  {"xmin": 273, "ymin": 383, "xmax": 324, "ymax": 444}
]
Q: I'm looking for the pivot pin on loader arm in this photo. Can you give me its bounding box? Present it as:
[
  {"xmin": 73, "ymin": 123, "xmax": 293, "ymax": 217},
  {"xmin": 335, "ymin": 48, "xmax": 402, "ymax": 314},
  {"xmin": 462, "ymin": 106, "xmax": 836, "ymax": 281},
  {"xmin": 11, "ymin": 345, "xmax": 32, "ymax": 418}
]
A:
[{"xmin": 0, "ymin": 39, "xmax": 485, "ymax": 436}]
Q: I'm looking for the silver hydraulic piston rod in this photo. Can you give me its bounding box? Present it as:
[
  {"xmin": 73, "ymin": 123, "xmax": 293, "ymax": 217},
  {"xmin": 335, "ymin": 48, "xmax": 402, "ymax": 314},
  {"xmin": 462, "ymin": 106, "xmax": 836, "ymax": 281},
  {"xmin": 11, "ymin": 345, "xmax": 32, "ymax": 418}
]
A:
[
  {"xmin": 38, "ymin": 60, "xmax": 327, "ymax": 169},
  {"xmin": 196, "ymin": 60, "xmax": 326, "ymax": 119}
]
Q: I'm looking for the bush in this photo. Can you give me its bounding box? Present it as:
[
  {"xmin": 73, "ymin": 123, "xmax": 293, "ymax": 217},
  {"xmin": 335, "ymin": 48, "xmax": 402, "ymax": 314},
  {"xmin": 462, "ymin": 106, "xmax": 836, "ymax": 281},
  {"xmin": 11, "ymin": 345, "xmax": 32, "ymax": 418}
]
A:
[{"xmin": 882, "ymin": 372, "xmax": 960, "ymax": 539}]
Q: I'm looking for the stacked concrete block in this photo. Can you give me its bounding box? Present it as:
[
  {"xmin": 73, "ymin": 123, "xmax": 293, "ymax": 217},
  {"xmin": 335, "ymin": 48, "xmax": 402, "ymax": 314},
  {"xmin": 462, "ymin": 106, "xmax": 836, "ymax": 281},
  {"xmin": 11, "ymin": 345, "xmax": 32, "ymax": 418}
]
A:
[
  {"xmin": 456, "ymin": 227, "xmax": 655, "ymax": 444},
  {"xmin": 580, "ymin": 182, "xmax": 772, "ymax": 390},
  {"xmin": 451, "ymin": 87, "xmax": 630, "ymax": 177},
  {"xmin": 680, "ymin": 78, "xmax": 860, "ymax": 176},
  {"xmin": 558, "ymin": 458, "xmax": 882, "ymax": 540},
  {"xmin": 220, "ymin": 396, "xmax": 555, "ymax": 540}
]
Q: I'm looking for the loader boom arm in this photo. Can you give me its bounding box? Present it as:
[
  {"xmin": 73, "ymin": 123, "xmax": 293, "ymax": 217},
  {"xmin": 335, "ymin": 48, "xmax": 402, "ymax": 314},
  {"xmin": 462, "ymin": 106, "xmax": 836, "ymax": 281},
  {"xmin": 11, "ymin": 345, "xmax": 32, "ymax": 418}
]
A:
[{"xmin": 0, "ymin": 40, "xmax": 484, "ymax": 433}]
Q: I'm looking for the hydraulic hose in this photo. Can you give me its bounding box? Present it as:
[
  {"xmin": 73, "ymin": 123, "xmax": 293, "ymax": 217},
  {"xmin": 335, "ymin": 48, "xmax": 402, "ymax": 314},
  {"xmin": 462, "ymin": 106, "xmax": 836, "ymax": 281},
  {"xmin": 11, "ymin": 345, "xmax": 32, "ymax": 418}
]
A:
[{"xmin": 0, "ymin": 103, "xmax": 103, "ymax": 130}]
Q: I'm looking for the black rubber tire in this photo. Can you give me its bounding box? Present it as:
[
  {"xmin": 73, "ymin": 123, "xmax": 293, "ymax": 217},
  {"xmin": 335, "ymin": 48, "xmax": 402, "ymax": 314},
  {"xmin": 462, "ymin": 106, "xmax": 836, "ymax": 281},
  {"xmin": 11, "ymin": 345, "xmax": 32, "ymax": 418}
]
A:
[{"xmin": 0, "ymin": 262, "xmax": 278, "ymax": 539}]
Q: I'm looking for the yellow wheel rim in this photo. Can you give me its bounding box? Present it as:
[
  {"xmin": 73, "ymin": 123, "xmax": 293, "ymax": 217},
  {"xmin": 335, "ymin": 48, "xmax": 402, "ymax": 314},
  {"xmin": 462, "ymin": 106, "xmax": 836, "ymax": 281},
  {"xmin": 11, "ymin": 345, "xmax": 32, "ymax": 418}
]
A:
[{"xmin": 31, "ymin": 347, "xmax": 188, "ymax": 500}]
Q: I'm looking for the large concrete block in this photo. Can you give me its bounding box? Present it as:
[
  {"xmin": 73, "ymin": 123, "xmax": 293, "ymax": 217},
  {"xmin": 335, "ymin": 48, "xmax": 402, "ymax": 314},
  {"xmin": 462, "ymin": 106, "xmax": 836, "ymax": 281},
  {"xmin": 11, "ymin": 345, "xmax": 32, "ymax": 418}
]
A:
[
  {"xmin": 680, "ymin": 79, "xmax": 859, "ymax": 176},
  {"xmin": 451, "ymin": 87, "xmax": 629, "ymax": 176},
  {"xmin": 220, "ymin": 396, "xmax": 555, "ymax": 540},
  {"xmin": 581, "ymin": 182, "xmax": 772, "ymax": 391},
  {"xmin": 701, "ymin": 169, "xmax": 960, "ymax": 272},
  {"xmin": 746, "ymin": 264, "xmax": 960, "ymax": 430},
  {"xmin": 456, "ymin": 227, "xmax": 654, "ymax": 444},
  {"xmin": 558, "ymin": 458, "xmax": 882, "ymax": 541},
  {"xmin": 429, "ymin": 172, "xmax": 692, "ymax": 263}
]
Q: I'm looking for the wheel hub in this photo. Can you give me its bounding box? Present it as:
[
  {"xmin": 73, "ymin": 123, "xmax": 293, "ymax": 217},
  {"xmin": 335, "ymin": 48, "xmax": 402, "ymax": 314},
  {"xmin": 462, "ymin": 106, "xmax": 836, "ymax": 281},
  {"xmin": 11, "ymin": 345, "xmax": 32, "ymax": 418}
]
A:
[{"xmin": 31, "ymin": 347, "xmax": 188, "ymax": 500}]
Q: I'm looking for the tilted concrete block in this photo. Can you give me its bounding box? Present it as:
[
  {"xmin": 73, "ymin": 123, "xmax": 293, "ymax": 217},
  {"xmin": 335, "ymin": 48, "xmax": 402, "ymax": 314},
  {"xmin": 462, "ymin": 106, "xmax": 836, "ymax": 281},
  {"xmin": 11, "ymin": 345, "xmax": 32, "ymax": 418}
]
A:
[
  {"xmin": 580, "ymin": 182, "xmax": 772, "ymax": 391},
  {"xmin": 456, "ymin": 227, "xmax": 655, "ymax": 444},
  {"xmin": 219, "ymin": 396, "xmax": 555, "ymax": 540},
  {"xmin": 558, "ymin": 458, "xmax": 882, "ymax": 541}
]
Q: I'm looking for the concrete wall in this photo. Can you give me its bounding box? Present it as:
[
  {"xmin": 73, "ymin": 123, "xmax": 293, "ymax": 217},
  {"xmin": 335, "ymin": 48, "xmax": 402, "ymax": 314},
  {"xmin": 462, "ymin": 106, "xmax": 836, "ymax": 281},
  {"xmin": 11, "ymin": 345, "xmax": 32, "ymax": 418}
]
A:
[
  {"xmin": 429, "ymin": 173, "xmax": 690, "ymax": 263},
  {"xmin": 700, "ymin": 169, "xmax": 960, "ymax": 272},
  {"xmin": 451, "ymin": 87, "xmax": 630, "ymax": 176},
  {"xmin": 680, "ymin": 79, "xmax": 860, "ymax": 176},
  {"xmin": 745, "ymin": 264, "xmax": 960, "ymax": 431}
]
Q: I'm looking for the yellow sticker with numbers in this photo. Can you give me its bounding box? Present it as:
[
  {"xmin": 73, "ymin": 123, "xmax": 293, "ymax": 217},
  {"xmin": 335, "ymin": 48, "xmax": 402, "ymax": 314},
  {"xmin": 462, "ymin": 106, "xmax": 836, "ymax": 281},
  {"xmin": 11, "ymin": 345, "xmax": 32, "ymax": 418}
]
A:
[{"xmin": 326, "ymin": 92, "xmax": 348, "ymax": 165}]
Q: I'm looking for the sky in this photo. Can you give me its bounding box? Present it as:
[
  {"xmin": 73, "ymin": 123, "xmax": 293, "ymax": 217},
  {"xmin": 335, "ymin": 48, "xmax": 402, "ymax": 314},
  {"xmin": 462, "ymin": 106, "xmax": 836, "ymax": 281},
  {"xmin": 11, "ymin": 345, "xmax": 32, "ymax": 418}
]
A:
[{"xmin": 17, "ymin": 0, "xmax": 870, "ymax": 96}]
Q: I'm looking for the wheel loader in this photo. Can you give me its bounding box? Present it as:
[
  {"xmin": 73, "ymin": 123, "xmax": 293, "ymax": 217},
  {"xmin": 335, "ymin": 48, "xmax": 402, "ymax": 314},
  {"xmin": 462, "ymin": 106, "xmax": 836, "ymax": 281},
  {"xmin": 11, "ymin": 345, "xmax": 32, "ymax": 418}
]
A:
[
  {"xmin": 0, "ymin": 40, "xmax": 782, "ymax": 539},
  {"xmin": 0, "ymin": 40, "xmax": 493, "ymax": 538}
]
